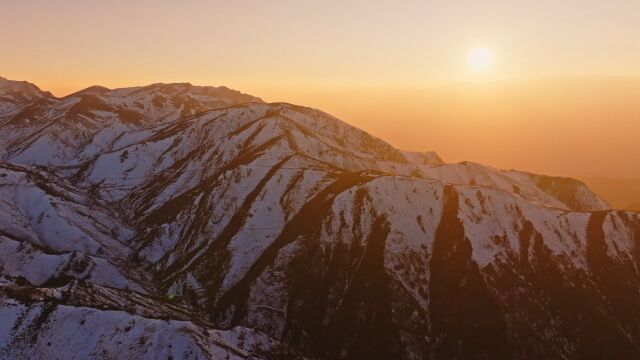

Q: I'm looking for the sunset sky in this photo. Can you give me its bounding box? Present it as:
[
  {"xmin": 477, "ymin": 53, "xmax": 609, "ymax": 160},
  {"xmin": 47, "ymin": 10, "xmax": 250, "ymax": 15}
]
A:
[
  {"xmin": 2, "ymin": 0, "xmax": 639, "ymax": 182},
  {"xmin": 4, "ymin": 1, "xmax": 640, "ymax": 94}
]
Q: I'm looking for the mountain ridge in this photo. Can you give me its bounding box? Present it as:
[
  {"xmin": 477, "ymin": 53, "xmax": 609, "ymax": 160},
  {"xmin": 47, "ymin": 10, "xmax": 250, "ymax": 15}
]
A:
[{"xmin": 1, "ymin": 77, "xmax": 639, "ymax": 359}]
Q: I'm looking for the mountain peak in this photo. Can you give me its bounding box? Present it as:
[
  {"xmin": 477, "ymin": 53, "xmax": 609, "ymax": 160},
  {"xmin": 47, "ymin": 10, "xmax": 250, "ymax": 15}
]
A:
[
  {"xmin": 66, "ymin": 85, "xmax": 112, "ymax": 97},
  {"xmin": 0, "ymin": 77, "xmax": 54, "ymax": 104},
  {"xmin": 47, "ymin": 81, "xmax": 265, "ymax": 122},
  {"xmin": 138, "ymin": 81, "xmax": 265, "ymax": 104}
]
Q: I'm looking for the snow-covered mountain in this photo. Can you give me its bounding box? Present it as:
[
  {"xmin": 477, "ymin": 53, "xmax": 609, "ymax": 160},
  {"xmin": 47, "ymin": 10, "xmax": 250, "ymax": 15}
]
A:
[{"xmin": 1, "ymin": 76, "xmax": 638, "ymax": 359}]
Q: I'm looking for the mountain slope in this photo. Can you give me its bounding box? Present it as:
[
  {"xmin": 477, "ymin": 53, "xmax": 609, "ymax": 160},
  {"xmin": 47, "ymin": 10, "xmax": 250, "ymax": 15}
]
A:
[{"xmin": 1, "ymin": 77, "xmax": 638, "ymax": 359}]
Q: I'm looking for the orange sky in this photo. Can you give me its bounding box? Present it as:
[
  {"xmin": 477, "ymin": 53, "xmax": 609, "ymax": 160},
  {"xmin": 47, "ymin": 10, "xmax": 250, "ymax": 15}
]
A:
[
  {"xmin": 2, "ymin": 1, "xmax": 640, "ymax": 180},
  {"xmin": 3, "ymin": 1, "xmax": 640, "ymax": 95},
  {"xmin": 290, "ymin": 77, "xmax": 640, "ymax": 180}
]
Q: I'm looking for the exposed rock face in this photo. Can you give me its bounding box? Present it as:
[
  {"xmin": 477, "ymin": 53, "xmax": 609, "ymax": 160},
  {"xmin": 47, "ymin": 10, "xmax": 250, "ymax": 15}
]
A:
[{"xmin": 1, "ymin": 77, "xmax": 639, "ymax": 359}]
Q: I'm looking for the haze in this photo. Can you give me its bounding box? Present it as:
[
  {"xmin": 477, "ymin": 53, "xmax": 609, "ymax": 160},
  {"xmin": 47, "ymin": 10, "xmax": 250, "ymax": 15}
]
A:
[{"xmin": 2, "ymin": 0, "xmax": 639, "ymax": 207}]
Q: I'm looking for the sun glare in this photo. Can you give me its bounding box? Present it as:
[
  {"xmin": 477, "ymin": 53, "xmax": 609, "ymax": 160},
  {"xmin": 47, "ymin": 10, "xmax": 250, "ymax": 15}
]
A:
[{"xmin": 467, "ymin": 47, "xmax": 494, "ymax": 72}]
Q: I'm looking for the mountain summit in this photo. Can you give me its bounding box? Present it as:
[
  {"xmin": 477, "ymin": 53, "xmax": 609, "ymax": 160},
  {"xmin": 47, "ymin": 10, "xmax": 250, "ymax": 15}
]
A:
[{"xmin": 1, "ymin": 78, "xmax": 638, "ymax": 359}]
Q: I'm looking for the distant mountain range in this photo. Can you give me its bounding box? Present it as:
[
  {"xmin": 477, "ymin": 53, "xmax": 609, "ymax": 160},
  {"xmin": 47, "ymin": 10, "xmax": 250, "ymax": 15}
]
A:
[{"xmin": 1, "ymin": 76, "xmax": 639, "ymax": 359}]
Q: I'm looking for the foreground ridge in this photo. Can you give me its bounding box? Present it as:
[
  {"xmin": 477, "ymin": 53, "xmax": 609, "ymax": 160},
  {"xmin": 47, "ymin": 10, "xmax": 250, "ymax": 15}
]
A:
[{"xmin": 2, "ymin": 77, "xmax": 639, "ymax": 359}]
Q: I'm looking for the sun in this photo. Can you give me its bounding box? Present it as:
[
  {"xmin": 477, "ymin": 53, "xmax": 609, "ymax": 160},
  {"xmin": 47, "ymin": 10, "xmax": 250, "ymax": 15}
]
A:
[{"xmin": 467, "ymin": 47, "xmax": 494, "ymax": 72}]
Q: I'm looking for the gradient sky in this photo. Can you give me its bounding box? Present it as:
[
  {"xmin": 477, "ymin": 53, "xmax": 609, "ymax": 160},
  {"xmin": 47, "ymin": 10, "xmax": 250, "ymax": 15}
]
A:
[
  {"xmin": 2, "ymin": 1, "xmax": 640, "ymax": 182},
  {"xmin": 3, "ymin": 0, "xmax": 640, "ymax": 96}
]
